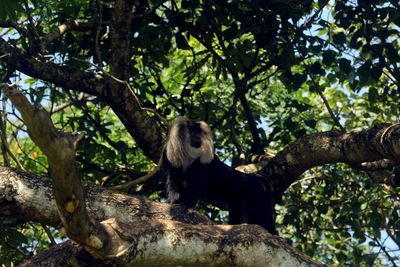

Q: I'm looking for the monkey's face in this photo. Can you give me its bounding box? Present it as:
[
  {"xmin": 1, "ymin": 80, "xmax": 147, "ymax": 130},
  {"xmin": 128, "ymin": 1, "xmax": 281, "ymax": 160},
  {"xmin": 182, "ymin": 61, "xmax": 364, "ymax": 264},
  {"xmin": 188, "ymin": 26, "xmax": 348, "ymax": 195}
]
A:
[
  {"xmin": 187, "ymin": 121, "xmax": 203, "ymax": 148},
  {"xmin": 166, "ymin": 116, "xmax": 214, "ymax": 169},
  {"xmin": 186, "ymin": 119, "xmax": 213, "ymax": 165}
]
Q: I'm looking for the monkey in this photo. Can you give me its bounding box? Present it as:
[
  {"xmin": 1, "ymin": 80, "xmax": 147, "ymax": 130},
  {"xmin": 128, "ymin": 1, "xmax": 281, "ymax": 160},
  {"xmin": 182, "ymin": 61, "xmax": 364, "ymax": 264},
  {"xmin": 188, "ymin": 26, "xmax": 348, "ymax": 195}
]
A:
[{"xmin": 161, "ymin": 116, "xmax": 276, "ymax": 234}]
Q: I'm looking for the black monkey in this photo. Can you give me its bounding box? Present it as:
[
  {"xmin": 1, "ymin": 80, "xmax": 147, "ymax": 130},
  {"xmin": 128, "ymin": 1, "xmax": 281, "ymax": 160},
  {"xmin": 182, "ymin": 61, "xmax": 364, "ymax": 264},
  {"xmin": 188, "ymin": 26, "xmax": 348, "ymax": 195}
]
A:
[
  {"xmin": 163, "ymin": 117, "xmax": 214, "ymax": 207},
  {"xmin": 161, "ymin": 116, "xmax": 276, "ymax": 234}
]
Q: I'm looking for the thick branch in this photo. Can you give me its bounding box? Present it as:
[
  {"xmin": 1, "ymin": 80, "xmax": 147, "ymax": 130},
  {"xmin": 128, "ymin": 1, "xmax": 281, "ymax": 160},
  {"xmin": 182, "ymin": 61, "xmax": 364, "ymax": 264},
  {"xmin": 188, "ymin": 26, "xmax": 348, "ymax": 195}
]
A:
[
  {"xmin": 113, "ymin": 219, "xmax": 321, "ymax": 267},
  {"xmin": 0, "ymin": 166, "xmax": 322, "ymax": 266},
  {"xmin": 265, "ymin": 123, "xmax": 400, "ymax": 196},
  {"xmin": 3, "ymin": 85, "xmax": 108, "ymax": 251},
  {"xmin": 105, "ymin": 0, "xmax": 167, "ymax": 162},
  {"xmin": 239, "ymin": 95, "xmax": 262, "ymax": 152},
  {"xmin": 110, "ymin": 0, "xmax": 133, "ymax": 80},
  {"xmin": 20, "ymin": 221, "xmax": 323, "ymax": 267},
  {"xmin": 0, "ymin": 37, "xmax": 166, "ymax": 162},
  {"xmin": 0, "ymin": 38, "xmax": 104, "ymax": 95},
  {"xmin": 41, "ymin": 20, "xmax": 102, "ymax": 48},
  {"xmin": 0, "ymin": 20, "xmax": 28, "ymax": 36},
  {"xmin": 0, "ymin": 166, "xmax": 212, "ymax": 228}
]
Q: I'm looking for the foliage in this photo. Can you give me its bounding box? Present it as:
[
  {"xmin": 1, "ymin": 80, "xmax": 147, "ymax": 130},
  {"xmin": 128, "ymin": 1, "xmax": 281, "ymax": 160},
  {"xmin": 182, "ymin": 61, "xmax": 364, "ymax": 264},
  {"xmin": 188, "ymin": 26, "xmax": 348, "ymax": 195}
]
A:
[{"xmin": 1, "ymin": 0, "xmax": 400, "ymax": 266}]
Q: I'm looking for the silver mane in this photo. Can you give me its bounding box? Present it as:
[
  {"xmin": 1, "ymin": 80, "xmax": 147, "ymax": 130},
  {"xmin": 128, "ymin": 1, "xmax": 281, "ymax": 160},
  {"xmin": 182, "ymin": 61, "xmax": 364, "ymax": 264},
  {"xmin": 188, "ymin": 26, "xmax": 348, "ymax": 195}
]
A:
[{"xmin": 165, "ymin": 116, "xmax": 214, "ymax": 171}]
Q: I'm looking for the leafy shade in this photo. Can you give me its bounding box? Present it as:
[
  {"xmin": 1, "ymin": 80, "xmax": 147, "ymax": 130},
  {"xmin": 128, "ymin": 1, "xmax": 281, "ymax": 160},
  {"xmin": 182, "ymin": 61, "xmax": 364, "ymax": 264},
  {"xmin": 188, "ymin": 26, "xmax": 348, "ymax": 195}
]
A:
[{"xmin": 0, "ymin": 0, "xmax": 400, "ymax": 266}]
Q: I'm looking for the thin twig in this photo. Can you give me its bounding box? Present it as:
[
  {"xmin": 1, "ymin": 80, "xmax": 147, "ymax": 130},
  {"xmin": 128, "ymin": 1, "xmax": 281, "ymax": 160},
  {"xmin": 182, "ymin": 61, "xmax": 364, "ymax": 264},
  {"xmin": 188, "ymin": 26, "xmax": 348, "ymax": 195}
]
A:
[
  {"xmin": 91, "ymin": 0, "xmax": 103, "ymax": 67},
  {"xmin": 0, "ymin": 53, "xmax": 11, "ymax": 59},
  {"xmin": 0, "ymin": 82, "xmax": 25, "ymax": 170},
  {"xmin": 72, "ymin": 57, "xmax": 166, "ymax": 124},
  {"xmin": 110, "ymin": 148, "xmax": 164, "ymax": 190},
  {"xmin": 110, "ymin": 165, "xmax": 159, "ymax": 190},
  {"xmin": 41, "ymin": 223, "xmax": 57, "ymax": 246},
  {"xmin": 141, "ymin": 107, "xmax": 168, "ymax": 126},
  {"xmin": 309, "ymin": 73, "xmax": 345, "ymax": 131}
]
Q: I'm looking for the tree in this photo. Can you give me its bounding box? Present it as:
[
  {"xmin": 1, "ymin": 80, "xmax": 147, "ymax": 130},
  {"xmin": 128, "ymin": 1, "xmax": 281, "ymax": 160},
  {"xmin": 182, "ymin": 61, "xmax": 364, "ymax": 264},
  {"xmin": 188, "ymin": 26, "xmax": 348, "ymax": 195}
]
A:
[{"xmin": 0, "ymin": 0, "xmax": 399, "ymax": 265}]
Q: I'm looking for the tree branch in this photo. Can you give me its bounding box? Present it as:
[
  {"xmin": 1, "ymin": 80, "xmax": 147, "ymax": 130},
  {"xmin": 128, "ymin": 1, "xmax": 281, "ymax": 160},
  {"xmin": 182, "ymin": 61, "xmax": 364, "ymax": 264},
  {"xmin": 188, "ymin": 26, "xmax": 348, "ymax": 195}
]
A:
[
  {"xmin": 19, "ymin": 220, "xmax": 323, "ymax": 267},
  {"xmin": 0, "ymin": 166, "xmax": 213, "ymax": 227},
  {"xmin": 239, "ymin": 95, "xmax": 262, "ymax": 153},
  {"xmin": 3, "ymin": 83, "xmax": 110, "ymax": 252},
  {"xmin": 41, "ymin": 20, "xmax": 102, "ymax": 49},
  {"xmin": 0, "ymin": 20, "xmax": 28, "ymax": 36},
  {"xmin": 0, "ymin": 37, "xmax": 166, "ymax": 162},
  {"xmin": 0, "ymin": 166, "xmax": 323, "ymax": 266},
  {"xmin": 110, "ymin": 0, "xmax": 133, "ymax": 80},
  {"xmin": 264, "ymin": 123, "xmax": 400, "ymax": 197},
  {"xmin": 309, "ymin": 73, "xmax": 345, "ymax": 131},
  {"xmin": 0, "ymin": 38, "xmax": 104, "ymax": 95}
]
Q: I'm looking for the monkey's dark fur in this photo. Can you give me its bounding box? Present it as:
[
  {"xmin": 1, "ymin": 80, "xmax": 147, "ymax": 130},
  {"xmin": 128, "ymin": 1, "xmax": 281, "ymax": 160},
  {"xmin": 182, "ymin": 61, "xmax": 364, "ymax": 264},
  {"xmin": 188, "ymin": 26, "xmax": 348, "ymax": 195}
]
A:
[{"xmin": 161, "ymin": 116, "xmax": 276, "ymax": 234}]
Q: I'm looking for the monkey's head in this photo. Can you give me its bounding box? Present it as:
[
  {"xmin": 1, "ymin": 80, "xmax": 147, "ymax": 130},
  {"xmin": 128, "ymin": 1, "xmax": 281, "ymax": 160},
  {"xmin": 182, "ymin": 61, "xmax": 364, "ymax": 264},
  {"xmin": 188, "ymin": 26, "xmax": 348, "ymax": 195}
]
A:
[{"xmin": 166, "ymin": 116, "xmax": 214, "ymax": 170}]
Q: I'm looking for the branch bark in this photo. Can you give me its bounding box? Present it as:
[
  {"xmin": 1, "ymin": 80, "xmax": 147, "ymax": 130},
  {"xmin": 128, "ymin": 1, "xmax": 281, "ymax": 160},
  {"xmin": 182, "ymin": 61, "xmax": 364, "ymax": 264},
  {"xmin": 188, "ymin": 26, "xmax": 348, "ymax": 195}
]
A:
[
  {"xmin": 110, "ymin": 0, "xmax": 133, "ymax": 81},
  {"xmin": 264, "ymin": 123, "xmax": 400, "ymax": 197},
  {"xmin": 0, "ymin": 166, "xmax": 323, "ymax": 266},
  {"xmin": 0, "ymin": 34, "xmax": 165, "ymax": 162},
  {"xmin": 0, "ymin": 166, "xmax": 212, "ymax": 227},
  {"xmin": 106, "ymin": 0, "xmax": 166, "ymax": 162},
  {"xmin": 0, "ymin": 38, "xmax": 104, "ymax": 95},
  {"xmin": 21, "ymin": 219, "xmax": 323, "ymax": 267},
  {"xmin": 3, "ymin": 84, "xmax": 110, "ymax": 252}
]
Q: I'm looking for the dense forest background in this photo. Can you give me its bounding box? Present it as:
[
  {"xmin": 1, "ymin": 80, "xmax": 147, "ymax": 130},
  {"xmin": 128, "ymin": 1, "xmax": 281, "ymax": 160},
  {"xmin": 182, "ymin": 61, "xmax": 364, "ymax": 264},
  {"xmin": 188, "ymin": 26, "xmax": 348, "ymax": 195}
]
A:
[{"xmin": 1, "ymin": 0, "xmax": 400, "ymax": 265}]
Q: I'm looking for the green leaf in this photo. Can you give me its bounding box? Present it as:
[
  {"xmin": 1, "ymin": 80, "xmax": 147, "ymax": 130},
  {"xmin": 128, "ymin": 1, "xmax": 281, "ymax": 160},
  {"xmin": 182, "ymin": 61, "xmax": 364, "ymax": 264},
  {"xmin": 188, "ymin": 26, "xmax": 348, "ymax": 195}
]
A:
[
  {"xmin": 338, "ymin": 58, "xmax": 352, "ymax": 74},
  {"xmin": 322, "ymin": 51, "xmax": 336, "ymax": 66},
  {"xmin": 0, "ymin": 0, "xmax": 24, "ymax": 19},
  {"xmin": 369, "ymin": 211, "xmax": 383, "ymax": 229},
  {"xmin": 294, "ymin": 129, "xmax": 306, "ymax": 138},
  {"xmin": 310, "ymin": 62, "xmax": 324, "ymax": 75},
  {"xmin": 368, "ymin": 87, "xmax": 378, "ymax": 103},
  {"xmin": 291, "ymin": 100, "xmax": 310, "ymax": 112},
  {"xmin": 305, "ymin": 119, "xmax": 317, "ymax": 128},
  {"xmin": 175, "ymin": 32, "xmax": 190, "ymax": 50},
  {"xmin": 292, "ymin": 73, "xmax": 307, "ymax": 90}
]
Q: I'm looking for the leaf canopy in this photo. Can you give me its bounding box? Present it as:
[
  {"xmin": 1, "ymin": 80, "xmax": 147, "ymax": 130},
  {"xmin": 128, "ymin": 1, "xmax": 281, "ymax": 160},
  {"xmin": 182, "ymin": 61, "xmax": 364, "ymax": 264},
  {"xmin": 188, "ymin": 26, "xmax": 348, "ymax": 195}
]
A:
[{"xmin": 1, "ymin": 0, "xmax": 400, "ymax": 265}]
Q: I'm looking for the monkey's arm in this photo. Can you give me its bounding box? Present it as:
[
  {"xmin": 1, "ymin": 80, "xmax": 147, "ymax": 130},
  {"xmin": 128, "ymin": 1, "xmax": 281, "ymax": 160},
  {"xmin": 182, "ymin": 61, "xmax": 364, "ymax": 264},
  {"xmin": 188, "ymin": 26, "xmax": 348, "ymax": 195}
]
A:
[
  {"xmin": 163, "ymin": 155, "xmax": 207, "ymax": 208},
  {"xmin": 165, "ymin": 168, "xmax": 183, "ymax": 204},
  {"xmin": 161, "ymin": 153, "xmax": 184, "ymax": 204},
  {"xmin": 179, "ymin": 159, "xmax": 208, "ymax": 208}
]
